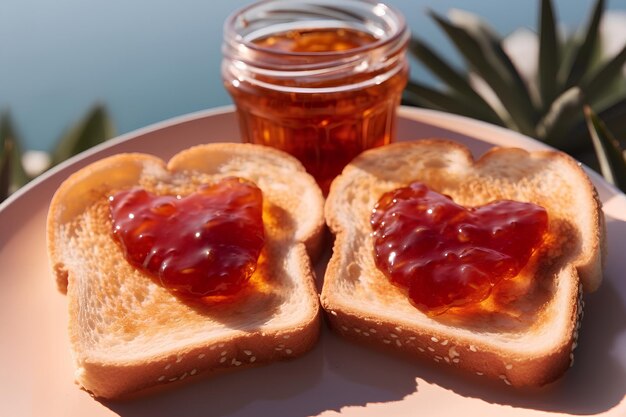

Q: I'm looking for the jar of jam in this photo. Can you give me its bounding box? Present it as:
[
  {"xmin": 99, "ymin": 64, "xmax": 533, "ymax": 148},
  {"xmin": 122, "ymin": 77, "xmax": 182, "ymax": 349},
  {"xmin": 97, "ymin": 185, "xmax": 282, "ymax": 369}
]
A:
[{"xmin": 222, "ymin": 0, "xmax": 410, "ymax": 193}]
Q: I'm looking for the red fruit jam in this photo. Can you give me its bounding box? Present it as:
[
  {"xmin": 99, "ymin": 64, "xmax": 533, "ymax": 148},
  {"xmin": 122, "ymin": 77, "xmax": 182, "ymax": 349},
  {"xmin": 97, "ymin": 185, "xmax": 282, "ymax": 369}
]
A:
[
  {"xmin": 109, "ymin": 177, "xmax": 265, "ymax": 297},
  {"xmin": 371, "ymin": 182, "xmax": 548, "ymax": 315}
]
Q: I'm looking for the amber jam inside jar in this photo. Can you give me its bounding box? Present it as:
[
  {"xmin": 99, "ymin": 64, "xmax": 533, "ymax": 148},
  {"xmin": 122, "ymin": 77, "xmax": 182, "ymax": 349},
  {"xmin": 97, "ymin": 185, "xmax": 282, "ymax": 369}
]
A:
[
  {"xmin": 371, "ymin": 182, "xmax": 549, "ymax": 316},
  {"xmin": 222, "ymin": 0, "xmax": 410, "ymax": 193}
]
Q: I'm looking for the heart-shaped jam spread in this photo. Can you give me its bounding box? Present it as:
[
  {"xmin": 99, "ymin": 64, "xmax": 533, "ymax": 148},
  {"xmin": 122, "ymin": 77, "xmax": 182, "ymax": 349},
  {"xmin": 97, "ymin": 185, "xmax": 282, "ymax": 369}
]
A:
[
  {"xmin": 371, "ymin": 182, "xmax": 548, "ymax": 315},
  {"xmin": 109, "ymin": 177, "xmax": 265, "ymax": 297}
]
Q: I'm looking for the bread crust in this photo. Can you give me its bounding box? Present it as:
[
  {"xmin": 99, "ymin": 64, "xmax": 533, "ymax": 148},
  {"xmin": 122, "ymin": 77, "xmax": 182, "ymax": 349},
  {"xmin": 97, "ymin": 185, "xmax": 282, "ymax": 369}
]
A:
[
  {"xmin": 321, "ymin": 139, "xmax": 605, "ymax": 387},
  {"xmin": 47, "ymin": 143, "xmax": 325, "ymax": 399}
]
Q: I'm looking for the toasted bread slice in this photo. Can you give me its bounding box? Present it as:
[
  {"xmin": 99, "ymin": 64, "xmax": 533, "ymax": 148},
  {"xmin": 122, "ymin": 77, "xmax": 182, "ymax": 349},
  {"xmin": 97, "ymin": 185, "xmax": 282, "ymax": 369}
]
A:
[
  {"xmin": 321, "ymin": 139, "xmax": 605, "ymax": 387},
  {"xmin": 47, "ymin": 143, "xmax": 325, "ymax": 399}
]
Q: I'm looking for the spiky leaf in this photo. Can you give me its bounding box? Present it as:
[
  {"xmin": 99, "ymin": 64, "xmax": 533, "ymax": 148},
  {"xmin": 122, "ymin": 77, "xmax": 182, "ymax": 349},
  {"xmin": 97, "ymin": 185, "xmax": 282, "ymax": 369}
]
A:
[
  {"xmin": 51, "ymin": 104, "xmax": 115, "ymax": 166},
  {"xmin": 584, "ymin": 105, "xmax": 626, "ymax": 190},
  {"xmin": 581, "ymin": 44, "xmax": 626, "ymax": 106},
  {"xmin": 536, "ymin": 87, "xmax": 585, "ymax": 150},
  {"xmin": 0, "ymin": 111, "xmax": 29, "ymax": 201},
  {"xmin": 0, "ymin": 136, "xmax": 10, "ymax": 202},
  {"xmin": 560, "ymin": 0, "xmax": 604, "ymax": 88},
  {"xmin": 404, "ymin": 81, "xmax": 507, "ymax": 123},
  {"xmin": 538, "ymin": 0, "xmax": 559, "ymax": 110},
  {"xmin": 408, "ymin": 38, "xmax": 504, "ymax": 126},
  {"xmin": 429, "ymin": 10, "xmax": 537, "ymax": 135},
  {"xmin": 597, "ymin": 97, "xmax": 626, "ymax": 141},
  {"xmin": 566, "ymin": 97, "xmax": 626, "ymax": 158}
]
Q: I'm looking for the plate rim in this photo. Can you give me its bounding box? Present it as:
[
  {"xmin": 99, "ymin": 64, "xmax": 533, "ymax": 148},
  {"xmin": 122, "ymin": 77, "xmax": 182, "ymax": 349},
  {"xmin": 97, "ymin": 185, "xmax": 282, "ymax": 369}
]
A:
[
  {"xmin": 2, "ymin": 105, "xmax": 624, "ymax": 216},
  {"xmin": 1, "ymin": 105, "xmax": 625, "ymax": 416}
]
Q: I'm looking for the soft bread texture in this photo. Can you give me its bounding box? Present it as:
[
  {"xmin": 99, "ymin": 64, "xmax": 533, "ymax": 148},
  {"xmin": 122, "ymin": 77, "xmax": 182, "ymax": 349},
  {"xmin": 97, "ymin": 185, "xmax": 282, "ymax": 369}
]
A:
[
  {"xmin": 321, "ymin": 139, "xmax": 605, "ymax": 387},
  {"xmin": 47, "ymin": 143, "xmax": 325, "ymax": 399}
]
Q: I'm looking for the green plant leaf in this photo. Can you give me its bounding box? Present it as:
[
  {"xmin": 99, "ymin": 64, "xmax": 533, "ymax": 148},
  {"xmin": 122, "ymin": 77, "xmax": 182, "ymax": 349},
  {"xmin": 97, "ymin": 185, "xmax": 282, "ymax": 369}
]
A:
[
  {"xmin": 581, "ymin": 44, "xmax": 626, "ymax": 106},
  {"xmin": 403, "ymin": 82, "xmax": 449, "ymax": 109},
  {"xmin": 560, "ymin": 0, "xmax": 604, "ymax": 88},
  {"xmin": 0, "ymin": 133, "xmax": 10, "ymax": 202},
  {"xmin": 429, "ymin": 10, "xmax": 537, "ymax": 136},
  {"xmin": 403, "ymin": 81, "xmax": 497, "ymax": 121},
  {"xmin": 562, "ymin": 96, "xmax": 626, "ymax": 161},
  {"xmin": 584, "ymin": 105, "xmax": 626, "ymax": 190},
  {"xmin": 536, "ymin": 86, "xmax": 585, "ymax": 151},
  {"xmin": 588, "ymin": 74, "xmax": 626, "ymax": 113},
  {"xmin": 597, "ymin": 97, "xmax": 626, "ymax": 142},
  {"xmin": 538, "ymin": 0, "xmax": 559, "ymax": 110},
  {"xmin": 555, "ymin": 35, "xmax": 580, "ymax": 93},
  {"xmin": 408, "ymin": 37, "xmax": 504, "ymax": 125},
  {"xmin": 51, "ymin": 104, "xmax": 115, "ymax": 166},
  {"xmin": 0, "ymin": 111, "xmax": 29, "ymax": 201}
]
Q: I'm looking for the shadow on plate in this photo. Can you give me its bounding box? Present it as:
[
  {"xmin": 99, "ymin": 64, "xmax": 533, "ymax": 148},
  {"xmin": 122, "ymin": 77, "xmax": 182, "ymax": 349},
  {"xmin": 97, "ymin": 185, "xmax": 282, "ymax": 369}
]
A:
[
  {"xmin": 103, "ymin": 220, "xmax": 625, "ymax": 417},
  {"xmin": 92, "ymin": 114, "xmax": 626, "ymax": 416},
  {"xmin": 104, "ymin": 240, "xmax": 419, "ymax": 417},
  {"xmin": 411, "ymin": 264, "xmax": 626, "ymax": 415},
  {"xmin": 327, "ymin": 216, "xmax": 626, "ymax": 416},
  {"xmin": 103, "ymin": 326, "xmax": 420, "ymax": 417}
]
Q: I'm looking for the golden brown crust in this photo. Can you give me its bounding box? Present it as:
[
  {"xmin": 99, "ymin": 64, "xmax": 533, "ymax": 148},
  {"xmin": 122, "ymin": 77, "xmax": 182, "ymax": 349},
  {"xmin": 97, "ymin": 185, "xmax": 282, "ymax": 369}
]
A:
[
  {"xmin": 321, "ymin": 139, "xmax": 604, "ymax": 387},
  {"xmin": 47, "ymin": 143, "xmax": 325, "ymax": 399}
]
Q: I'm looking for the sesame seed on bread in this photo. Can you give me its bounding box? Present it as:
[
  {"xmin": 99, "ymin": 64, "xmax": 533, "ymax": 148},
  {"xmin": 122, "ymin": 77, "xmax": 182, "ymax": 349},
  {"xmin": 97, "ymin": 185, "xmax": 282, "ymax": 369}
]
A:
[
  {"xmin": 321, "ymin": 139, "xmax": 605, "ymax": 387},
  {"xmin": 47, "ymin": 143, "xmax": 325, "ymax": 399}
]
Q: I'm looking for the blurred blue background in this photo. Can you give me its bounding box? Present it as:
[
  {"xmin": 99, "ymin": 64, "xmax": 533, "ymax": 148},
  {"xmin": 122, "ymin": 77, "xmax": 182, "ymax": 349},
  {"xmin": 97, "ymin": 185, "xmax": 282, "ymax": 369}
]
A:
[{"xmin": 0, "ymin": 0, "xmax": 621, "ymax": 151}]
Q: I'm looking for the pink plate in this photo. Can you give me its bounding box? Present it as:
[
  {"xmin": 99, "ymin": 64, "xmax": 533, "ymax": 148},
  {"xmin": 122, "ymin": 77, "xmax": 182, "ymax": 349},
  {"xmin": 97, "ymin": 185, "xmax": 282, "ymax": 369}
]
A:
[{"xmin": 1, "ymin": 106, "xmax": 625, "ymax": 416}]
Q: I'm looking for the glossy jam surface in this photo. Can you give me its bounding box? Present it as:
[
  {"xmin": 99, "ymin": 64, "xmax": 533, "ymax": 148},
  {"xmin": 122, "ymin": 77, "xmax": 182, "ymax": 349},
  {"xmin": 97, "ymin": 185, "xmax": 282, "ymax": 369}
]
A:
[
  {"xmin": 109, "ymin": 177, "xmax": 265, "ymax": 297},
  {"xmin": 254, "ymin": 28, "xmax": 378, "ymax": 52},
  {"xmin": 226, "ymin": 28, "xmax": 408, "ymax": 194},
  {"xmin": 371, "ymin": 182, "xmax": 548, "ymax": 315}
]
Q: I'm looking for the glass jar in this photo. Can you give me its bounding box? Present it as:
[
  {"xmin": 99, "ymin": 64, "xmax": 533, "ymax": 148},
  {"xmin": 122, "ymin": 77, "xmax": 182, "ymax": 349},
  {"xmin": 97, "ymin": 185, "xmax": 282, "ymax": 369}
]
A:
[{"xmin": 222, "ymin": 0, "xmax": 410, "ymax": 193}]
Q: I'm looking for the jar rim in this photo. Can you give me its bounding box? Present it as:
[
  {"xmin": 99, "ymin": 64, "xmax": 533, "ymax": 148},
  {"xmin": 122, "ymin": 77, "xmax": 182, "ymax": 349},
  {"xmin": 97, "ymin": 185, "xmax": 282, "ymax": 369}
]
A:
[{"xmin": 223, "ymin": 0, "xmax": 408, "ymax": 60}]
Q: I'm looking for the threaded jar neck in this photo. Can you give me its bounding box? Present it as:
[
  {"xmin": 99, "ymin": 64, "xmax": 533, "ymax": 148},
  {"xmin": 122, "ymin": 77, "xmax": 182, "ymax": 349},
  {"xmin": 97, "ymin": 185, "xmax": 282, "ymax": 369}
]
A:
[{"xmin": 222, "ymin": 0, "xmax": 409, "ymax": 93}]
